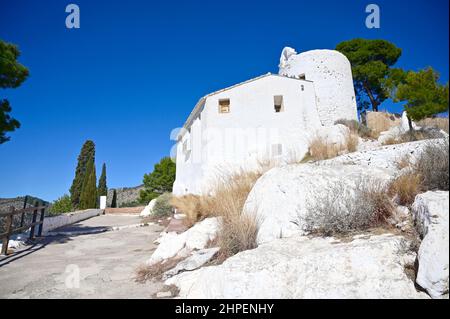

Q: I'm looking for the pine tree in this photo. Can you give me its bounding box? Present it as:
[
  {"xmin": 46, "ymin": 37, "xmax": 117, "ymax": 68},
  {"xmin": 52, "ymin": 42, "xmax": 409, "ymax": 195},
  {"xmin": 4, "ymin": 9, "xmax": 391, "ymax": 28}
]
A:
[
  {"xmin": 70, "ymin": 140, "xmax": 95, "ymax": 208},
  {"xmin": 79, "ymin": 156, "xmax": 97, "ymax": 209},
  {"xmin": 139, "ymin": 157, "xmax": 176, "ymax": 203},
  {"xmin": 98, "ymin": 163, "xmax": 108, "ymax": 196}
]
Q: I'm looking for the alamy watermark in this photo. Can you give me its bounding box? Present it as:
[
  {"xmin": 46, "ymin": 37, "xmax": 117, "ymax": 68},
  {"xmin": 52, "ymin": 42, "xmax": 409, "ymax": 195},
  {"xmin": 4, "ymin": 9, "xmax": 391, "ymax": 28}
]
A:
[
  {"xmin": 65, "ymin": 4, "xmax": 80, "ymax": 29},
  {"xmin": 366, "ymin": 4, "xmax": 380, "ymax": 29}
]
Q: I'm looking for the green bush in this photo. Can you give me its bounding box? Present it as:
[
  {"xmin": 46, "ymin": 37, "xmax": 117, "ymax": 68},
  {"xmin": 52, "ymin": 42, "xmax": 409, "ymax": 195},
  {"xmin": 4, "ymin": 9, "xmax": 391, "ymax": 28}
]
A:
[
  {"xmin": 48, "ymin": 194, "xmax": 73, "ymax": 216},
  {"xmin": 152, "ymin": 193, "xmax": 173, "ymax": 217}
]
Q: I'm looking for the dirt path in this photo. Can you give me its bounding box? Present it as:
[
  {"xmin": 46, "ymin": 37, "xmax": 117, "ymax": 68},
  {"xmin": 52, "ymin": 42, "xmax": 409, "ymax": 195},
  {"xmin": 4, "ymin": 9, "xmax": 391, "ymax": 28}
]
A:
[{"xmin": 0, "ymin": 215, "xmax": 165, "ymax": 299}]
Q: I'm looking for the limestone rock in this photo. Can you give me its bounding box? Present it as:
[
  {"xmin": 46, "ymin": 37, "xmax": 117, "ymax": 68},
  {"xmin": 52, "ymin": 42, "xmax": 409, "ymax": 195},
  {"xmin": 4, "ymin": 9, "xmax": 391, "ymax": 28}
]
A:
[
  {"xmin": 412, "ymin": 191, "xmax": 449, "ymax": 298},
  {"xmin": 147, "ymin": 218, "xmax": 219, "ymax": 265},
  {"xmin": 313, "ymin": 124, "xmax": 350, "ymax": 147},
  {"xmin": 244, "ymin": 163, "xmax": 393, "ymax": 244},
  {"xmin": 140, "ymin": 198, "xmax": 157, "ymax": 217},
  {"xmin": 166, "ymin": 234, "xmax": 428, "ymax": 299},
  {"xmin": 163, "ymin": 247, "xmax": 220, "ymax": 280}
]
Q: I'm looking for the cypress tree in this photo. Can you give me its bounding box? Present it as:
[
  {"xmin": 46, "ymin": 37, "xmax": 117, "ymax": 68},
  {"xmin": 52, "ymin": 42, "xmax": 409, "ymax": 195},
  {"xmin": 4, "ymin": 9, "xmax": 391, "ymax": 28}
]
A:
[
  {"xmin": 98, "ymin": 163, "xmax": 108, "ymax": 196},
  {"xmin": 111, "ymin": 189, "xmax": 117, "ymax": 208},
  {"xmin": 70, "ymin": 140, "xmax": 95, "ymax": 208},
  {"xmin": 79, "ymin": 156, "xmax": 97, "ymax": 209}
]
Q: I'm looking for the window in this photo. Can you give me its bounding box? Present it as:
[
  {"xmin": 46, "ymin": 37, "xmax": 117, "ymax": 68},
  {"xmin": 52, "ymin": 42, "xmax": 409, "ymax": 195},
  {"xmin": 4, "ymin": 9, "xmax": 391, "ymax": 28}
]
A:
[
  {"xmin": 272, "ymin": 143, "xmax": 283, "ymax": 156},
  {"xmin": 299, "ymin": 73, "xmax": 306, "ymax": 80},
  {"xmin": 301, "ymin": 85, "xmax": 304, "ymax": 91},
  {"xmin": 219, "ymin": 99, "xmax": 230, "ymax": 113},
  {"xmin": 273, "ymin": 95, "xmax": 284, "ymax": 113}
]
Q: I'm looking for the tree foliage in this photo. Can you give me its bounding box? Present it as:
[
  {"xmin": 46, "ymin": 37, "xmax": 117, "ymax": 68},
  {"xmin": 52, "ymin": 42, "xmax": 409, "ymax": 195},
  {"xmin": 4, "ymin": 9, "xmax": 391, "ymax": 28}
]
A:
[
  {"xmin": 0, "ymin": 40, "xmax": 29, "ymax": 144},
  {"xmin": 48, "ymin": 194, "xmax": 73, "ymax": 216},
  {"xmin": 336, "ymin": 38, "xmax": 402, "ymax": 112},
  {"xmin": 139, "ymin": 157, "xmax": 176, "ymax": 203},
  {"xmin": 79, "ymin": 156, "xmax": 97, "ymax": 209},
  {"xmin": 70, "ymin": 140, "xmax": 96, "ymax": 208},
  {"xmin": 111, "ymin": 189, "xmax": 118, "ymax": 208},
  {"xmin": 98, "ymin": 163, "xmax": 108, "ymax": 196},
  {"xmin": 395, "ymin": 67, "xmax": 449, "ymax": 123}
]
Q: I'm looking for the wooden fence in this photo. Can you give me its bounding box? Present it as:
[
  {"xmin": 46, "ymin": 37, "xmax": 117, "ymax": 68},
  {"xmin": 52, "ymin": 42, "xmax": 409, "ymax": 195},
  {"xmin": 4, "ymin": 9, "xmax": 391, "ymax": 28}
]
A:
[{"xmin": 0, "ymin": 201, "xmax": 47, "ymax": 255}]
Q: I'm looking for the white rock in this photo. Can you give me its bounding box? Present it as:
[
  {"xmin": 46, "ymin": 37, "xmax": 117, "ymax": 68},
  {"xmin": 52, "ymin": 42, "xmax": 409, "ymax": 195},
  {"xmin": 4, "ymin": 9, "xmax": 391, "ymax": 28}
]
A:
[
  {"xmin": 244, "ymin": 163, "xmax": 393, "ymax": 244},
  {"xmin": 412, "ymin": 191, "xmax": 449, "ymax": 298},
  {"xmin": 166, "ymin": 234, "xmax": 427, "ymax": 299},
  {"xmin": 147, "ymin": 218, "xmax": 220, "ymax": 265},
  {"xmin": 323, "ymin": 139, "xmax": 447, "ymax": 172},
  {"xmin": 140, "ymin": 198, "xmax": 157, "ymax": 217},
  {"xmin": 163, "ymin": 247, "xmax": 220, "ymax": 280},
  {"xmin": 400, "ymin": 111, "xmax": 418, "ymax": 131},
  {"xmin": 312, "ymin": 124, "xmax": 350, "ymax": 147}
]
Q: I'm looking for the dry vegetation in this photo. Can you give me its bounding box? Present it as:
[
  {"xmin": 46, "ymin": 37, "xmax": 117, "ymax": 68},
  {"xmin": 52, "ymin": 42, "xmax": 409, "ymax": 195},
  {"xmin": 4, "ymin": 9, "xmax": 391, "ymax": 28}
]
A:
[
  {"xmin": 389, "ymin": 139, "xmax": 449, "ymax": 206},
  {"xmin": 135, "ymin": 257, "xmax": 184, "ymax": 282},
  {"xmin": 382, "ymin": 128, "xmax": 446, "ymax": 145},
  {"xmin": 417, "ymin": 117, "xmax": 449, "ymax": 133},
  {"xmin": 335, "ymin": 118, "xmax": 377, "ymax": 139},
  {"xmin": 308, "ymin": 132, "xmax": 359, "ymax": 161},
  {"xmin": 389, "ymin": 173, "xmax": 422, "ymax": 206},
  {"xmin": 171, "ymin": 168, "xmax": 267, "ymax": 258},
  {"xmin": 303, "ymin": 179, "xmax": 394, "ymax": 236}
]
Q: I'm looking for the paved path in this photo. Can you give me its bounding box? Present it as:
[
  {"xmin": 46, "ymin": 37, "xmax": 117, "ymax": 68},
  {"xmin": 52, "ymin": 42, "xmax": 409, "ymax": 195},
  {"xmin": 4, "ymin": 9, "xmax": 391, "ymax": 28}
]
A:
[{"xmin": 0, "ymin": 215, "xmax": 165, "ymax": 299}]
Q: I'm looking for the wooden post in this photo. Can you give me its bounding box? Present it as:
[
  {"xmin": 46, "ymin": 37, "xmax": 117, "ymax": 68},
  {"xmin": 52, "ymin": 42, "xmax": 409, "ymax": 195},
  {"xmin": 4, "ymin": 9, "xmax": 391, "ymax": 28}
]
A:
[
  {"xmin": 1, "ymin": 207, "xmax": 14, "ymax": 255},
  {"xmin": 37, "ymin": 204, "xmax": 45, "ymax": 237},
  {"xmin": 29, "ymin": 201, "xmax": 39, "ymax": 240},
  {"xmin": 20, "ymin": 195, "xmax": 28, "ymax": 228}
]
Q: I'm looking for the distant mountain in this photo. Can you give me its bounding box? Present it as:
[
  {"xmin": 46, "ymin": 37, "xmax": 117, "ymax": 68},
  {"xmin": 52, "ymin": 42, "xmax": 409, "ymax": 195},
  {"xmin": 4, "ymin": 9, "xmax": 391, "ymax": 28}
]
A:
[
  {"xmin": 106, "ymin": 185, "xmax": 145, "ymax": 207},
  {"xmin": 0, "ymin": 195, "xmax": 49, "ymax": 213}
]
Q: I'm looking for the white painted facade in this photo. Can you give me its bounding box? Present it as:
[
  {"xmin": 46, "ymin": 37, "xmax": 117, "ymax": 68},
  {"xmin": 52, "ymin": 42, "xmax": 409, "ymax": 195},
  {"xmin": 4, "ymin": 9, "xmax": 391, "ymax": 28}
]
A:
[{"xmin": 173, "ymin": 48, "xmax": 358, "ymax": 196}]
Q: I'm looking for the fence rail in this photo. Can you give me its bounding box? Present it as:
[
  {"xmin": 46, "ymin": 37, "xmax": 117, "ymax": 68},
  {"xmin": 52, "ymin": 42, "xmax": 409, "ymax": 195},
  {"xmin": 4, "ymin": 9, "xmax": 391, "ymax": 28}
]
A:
[{"xmin": 0, "ymin": 200, "xmax": 47, "ymax": 255}]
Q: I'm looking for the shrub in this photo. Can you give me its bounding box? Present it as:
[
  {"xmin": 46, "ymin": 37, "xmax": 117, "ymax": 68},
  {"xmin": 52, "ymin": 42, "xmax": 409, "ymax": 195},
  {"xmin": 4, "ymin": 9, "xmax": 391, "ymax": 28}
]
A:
[
  {"xmin": 135, "ymin": 257, "xmax": 183, "ymax": 282},
  {"xmin": 389, "ymin": 173, "xmax": 422, "ymax": 206},
  {"xmin": 302, "ymin": 179, "xmax": 394, "ymax": 236},
  {"xmin": 345, "ymin": 132, "xmax": 359, "ymax": 153},
  {"xmin": 152, "ymin": 193, "xmax": 173, "ymax": 217},
  {"xmin": 308, "ymin": 136, "xmax": 342, "ymax": 161},
  {"xmin": 382, "ymin": 128, "xmax": 446, "ymax": 145},
  {"xmin": 414, "ymin": 139, "xmax": 449, "ymax": 191},
  {"xmin": 334, "ymin": 118, "xmax": 375, "ymax": 139},
  {"xmin": 48, "ymin": 194, "xmax": 73, "ymax": 216},
  {"xmin": 418, "ymin": 117, "xmax": 449, "ymax": 133}
]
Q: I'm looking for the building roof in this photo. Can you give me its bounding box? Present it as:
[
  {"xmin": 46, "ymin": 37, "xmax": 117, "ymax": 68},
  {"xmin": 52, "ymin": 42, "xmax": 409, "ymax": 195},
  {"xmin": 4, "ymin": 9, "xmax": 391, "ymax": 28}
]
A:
[{"xmin": 181, "ymin": 73, "xmax": 311, "ymax": 134}]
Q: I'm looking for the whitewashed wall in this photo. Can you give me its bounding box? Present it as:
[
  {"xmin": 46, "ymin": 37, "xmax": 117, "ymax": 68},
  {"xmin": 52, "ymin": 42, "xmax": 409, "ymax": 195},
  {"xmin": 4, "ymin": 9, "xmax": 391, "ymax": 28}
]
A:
[
  {"xmin": 173, "ymin": 75, "xmax": 322, "ymax": 195},
  {"xmin": 42, "ymin": 209, "xmax": 103, "ymax": 234},
  {"xmin": 279, "ymin": 49, "xmax": 358, "ymax": 126}
]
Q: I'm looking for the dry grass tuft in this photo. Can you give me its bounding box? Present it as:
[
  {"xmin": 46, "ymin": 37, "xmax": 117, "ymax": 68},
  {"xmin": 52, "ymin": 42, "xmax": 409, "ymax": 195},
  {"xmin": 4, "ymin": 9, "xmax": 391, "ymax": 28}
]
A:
[
  {"xmin": 396, "ymin": 155, "xmax": 412, "ymax": 170},
  {"xmin": 308, "ymin": 132, "xmax": 359, "ymax": 161},
  {"xmin": 303, "ymin": 179, "xmax": 394, "ymax": 236},
  {"xmin": 345, "ymin": 132, "xmax": 360, "ymax": 153},
  {"xmin": 389, "ymin": 173, "xmax": 423, "ymax": 206},
  {"xmin": 415, "ymin": 139, "xmax": 449, "ymax": 191},
  {"xmin": 308, "ymin": 136, "xmax": 342, "ymax": 161},
  {"xmin": 135, "ymin": 257, "xmax": 183, "ymax": 282},
  {"xmin": 382, "ymin": 128, "xmax": 446, "ymax": 145},
  {"xmin": 171, "ymin": 168, "xmax": 265, "ymax": 258}
]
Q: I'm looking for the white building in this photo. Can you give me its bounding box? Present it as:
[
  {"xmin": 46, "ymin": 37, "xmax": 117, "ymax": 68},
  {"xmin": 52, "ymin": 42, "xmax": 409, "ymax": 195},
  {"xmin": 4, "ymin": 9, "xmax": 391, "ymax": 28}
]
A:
[{"xmin": 173, "ymin": 47, "xmax": 358, "ymax": 196}]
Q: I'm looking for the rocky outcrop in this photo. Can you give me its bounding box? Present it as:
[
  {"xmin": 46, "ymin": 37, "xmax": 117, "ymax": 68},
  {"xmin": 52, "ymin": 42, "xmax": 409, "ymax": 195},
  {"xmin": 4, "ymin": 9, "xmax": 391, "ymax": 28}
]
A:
[
  {"xmin": 147, "ymin": 217, "xmax": 219, "ymax": 265},
  {"xmin": 140, "ymin": 198, "xmax": 157, "ymax": 217},
  {"xmin": 106, "ymin": 185, "xmax": 144, "ymax": 207},
  {"xmin": 163, "ymin": 247, "xmax": 220, "ymax": 280},
  {"xmin": 244, "ymin": 164, "xmax": 393, "ymax": 244},
  {"xmin": 166, "ymin": 234, "xmax": 427, "ymax": 299},
  {"xmin": 412, "ymin": 191, "xmax": 449, "ymax": 298}
]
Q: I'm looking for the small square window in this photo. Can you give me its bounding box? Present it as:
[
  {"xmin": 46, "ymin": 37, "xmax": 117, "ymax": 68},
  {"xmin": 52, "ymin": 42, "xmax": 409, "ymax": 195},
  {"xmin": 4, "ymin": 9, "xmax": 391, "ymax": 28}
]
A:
[
  {"xmin": 274, "ymin": 95, "xmax": 284, "ymax": 113},
  {"xmin": 219, "ymin": 99, "xmax": 230, "ymax": 113},
  {"xmin": 301, "ymin": 85, "xmax": 304, "ymax": 91},
  {"xmin": 299, "ymin": 74, "xmax": 306, "ymax": 80}
]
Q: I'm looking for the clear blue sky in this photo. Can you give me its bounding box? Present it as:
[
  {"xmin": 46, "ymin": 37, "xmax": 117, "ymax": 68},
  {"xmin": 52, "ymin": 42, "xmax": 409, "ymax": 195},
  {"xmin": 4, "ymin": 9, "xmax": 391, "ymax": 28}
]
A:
[{"xmin": 0, "ymin": 0, "xmax": 448, "ymax": 201}]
